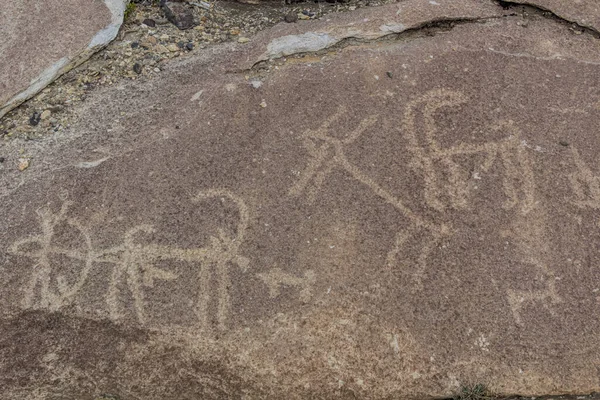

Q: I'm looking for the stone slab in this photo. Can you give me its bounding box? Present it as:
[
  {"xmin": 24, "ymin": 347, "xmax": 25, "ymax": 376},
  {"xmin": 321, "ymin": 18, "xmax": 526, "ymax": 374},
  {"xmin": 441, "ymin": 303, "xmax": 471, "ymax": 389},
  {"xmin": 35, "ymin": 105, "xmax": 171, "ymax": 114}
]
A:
[
  {"xmin": 232, "ymin": 0, "xmax": 502, "ymax": 69},
  {"xmin": 0, "ymin": 0, "xmax": 126, "ymax": 119},
  {"xmin": 505, "ymin": 0, "xmax": 600, "ymax": 32},
  {"xmin": 2, "ymin": 0, "xmax": 600, "ymax": 398}
]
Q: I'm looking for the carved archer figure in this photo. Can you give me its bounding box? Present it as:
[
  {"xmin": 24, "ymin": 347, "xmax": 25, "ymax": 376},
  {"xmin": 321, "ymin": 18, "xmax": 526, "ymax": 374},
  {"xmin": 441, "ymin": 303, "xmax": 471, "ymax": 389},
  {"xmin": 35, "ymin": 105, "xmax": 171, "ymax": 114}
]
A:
[
  {"xmin": 9, "ymin": 199, "xmax": 94, "ymax": 311},
  {"xmin": 10, "ymin": 189, "xmax": 251, "ymax": 332}
]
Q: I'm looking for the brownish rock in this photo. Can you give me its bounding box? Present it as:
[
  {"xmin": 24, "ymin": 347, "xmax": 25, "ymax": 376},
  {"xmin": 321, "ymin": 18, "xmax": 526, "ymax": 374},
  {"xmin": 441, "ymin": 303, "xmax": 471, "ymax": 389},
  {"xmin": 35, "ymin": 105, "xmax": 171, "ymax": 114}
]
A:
[
  {"xmin": 284, "ymin": 12, "xmax": 298, "ymax": 23},
  {"xmin": 161, "ymin": 1, "xmax": 196, "ymax": 30},
  {"xmin": 142, "ymin": 17, "xmax": 157, "ymax": 27},
  {"xmin": 503, "ymin": 0, "xmax": 600, "ymax": 32},
  {"xmin": 3, "ymin": 0, "xmax": 600, "ymax": 398},
  {"xmin": 0, "ymin": 0, "xmax": 126, "ymax": 119}
]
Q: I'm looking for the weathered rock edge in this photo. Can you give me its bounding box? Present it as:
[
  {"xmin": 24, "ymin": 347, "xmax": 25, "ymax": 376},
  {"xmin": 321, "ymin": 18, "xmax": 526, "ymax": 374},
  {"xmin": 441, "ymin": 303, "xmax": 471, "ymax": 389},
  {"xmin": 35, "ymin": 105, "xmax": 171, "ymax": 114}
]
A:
[
  {"xmin": 232, "ymin": 0, "xmax": 600, "ymax": 71},
  {"xmin": 0, "ymin": 0, "xmax": 127, "ymax": 120},
  {"xmin": 498, "ymin": 0, "xmax": 600, "ymax": 33},
  {"xmin": 230, "ymin": 0, "xmax": 503, "ymax": 71}
]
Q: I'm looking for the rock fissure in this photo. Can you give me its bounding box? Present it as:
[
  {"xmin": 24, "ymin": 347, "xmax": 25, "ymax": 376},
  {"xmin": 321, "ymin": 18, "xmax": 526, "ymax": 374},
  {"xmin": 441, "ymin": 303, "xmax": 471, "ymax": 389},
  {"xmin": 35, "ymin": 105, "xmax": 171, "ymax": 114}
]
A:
[
  {"xmin": 242, "ymin": 0, "xmax": 600, "ymax": 73},
  {"xmin": 495, "ymin": 0, "xmax": 600, "ymax": 37},
  {"xmin": 247, "ymin": 16, "xmax": 499, "ymax": 71}
]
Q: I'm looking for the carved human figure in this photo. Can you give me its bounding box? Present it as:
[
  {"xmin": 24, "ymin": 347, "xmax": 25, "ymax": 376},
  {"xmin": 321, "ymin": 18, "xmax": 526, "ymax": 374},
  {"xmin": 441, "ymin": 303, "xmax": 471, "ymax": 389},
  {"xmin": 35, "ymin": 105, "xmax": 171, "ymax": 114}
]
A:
[
  {"xmin": 289, "ymin": 105, "xmax": 449, "ymax": 290},
  {"xmin": 289, "ymin": 90, "xmax": 560, "ymax": 323},
  {"xmin": 9, "ymin": 200, "xmax": 94, "ymax": 311},
  {"xmin": 10, "ymin": 189, "xmax": 251, "ymax": 332},
  {"xmin": 98, "ymin": 189, "xmax": 250, "ymax": 330}
]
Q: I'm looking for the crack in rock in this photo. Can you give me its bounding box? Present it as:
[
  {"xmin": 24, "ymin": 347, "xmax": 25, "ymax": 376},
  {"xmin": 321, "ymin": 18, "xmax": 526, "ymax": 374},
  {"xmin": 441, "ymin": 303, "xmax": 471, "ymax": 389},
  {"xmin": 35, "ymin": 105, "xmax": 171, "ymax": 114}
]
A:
[
  {"xmin": 228, "ymin": 0, "xmax": 504, "ymax": 71},
  {"xmin": 250, "ymin": 17, "xmax": 500, "ymax": 70},
  {"xmin": 495, "ymin": 0, "xmax": 600, "ymax": 36}
]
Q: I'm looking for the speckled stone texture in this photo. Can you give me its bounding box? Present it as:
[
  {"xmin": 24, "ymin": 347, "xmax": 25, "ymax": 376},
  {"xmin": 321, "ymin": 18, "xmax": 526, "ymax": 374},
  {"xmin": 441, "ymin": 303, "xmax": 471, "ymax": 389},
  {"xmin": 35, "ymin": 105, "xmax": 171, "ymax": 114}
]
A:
[
  {"xmin": 502, "ymin": 0, "xmax": 600, "ymax": 32},
  {"xmin": 2, "ymin": 0, "xmax": 600, "ymax": 398},
  {"xmin": 0, "ymin": 0, "xmax": 124, "ymax": 119}
]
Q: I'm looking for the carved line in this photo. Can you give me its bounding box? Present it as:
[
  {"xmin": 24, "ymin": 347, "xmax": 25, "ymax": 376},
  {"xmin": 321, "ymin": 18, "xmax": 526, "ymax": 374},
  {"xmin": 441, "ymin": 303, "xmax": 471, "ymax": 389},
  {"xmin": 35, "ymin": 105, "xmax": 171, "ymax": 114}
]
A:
[
  {"xmin": 256, "ymin": 268, "xmax": 316, "ymax": 302},
  {"xmin": 9, "ymin": 189, "xmax": 251, "ymax": 332}
]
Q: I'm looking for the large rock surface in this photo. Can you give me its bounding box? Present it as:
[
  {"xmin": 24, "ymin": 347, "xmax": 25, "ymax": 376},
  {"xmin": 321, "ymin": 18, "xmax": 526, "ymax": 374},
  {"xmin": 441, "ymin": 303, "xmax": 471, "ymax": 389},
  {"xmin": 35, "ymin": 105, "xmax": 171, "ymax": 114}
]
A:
[
  {"xmin": 3, "ymin": 0, "xmax": 600, "ymax": 398},
  {"xmin": 0, "ymin": 0, "xmax": 126, "ymax": 119}
]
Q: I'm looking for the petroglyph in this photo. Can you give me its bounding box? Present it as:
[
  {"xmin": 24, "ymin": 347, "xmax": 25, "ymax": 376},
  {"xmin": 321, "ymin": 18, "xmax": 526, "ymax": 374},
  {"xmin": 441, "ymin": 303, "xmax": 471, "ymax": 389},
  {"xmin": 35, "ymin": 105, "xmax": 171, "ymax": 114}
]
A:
[
  {"xmin": 9, "ymin": 189, "xmax": 251, "ymax": 331},
  {"xmin": 290, "ymin": 91, "xmax": 540, "ymax": 291},
  {"xmin": 193, "ymin": 189, "xmax": 251, "ymax": 330},
  {"xmin": 289, "ymin": 106, "xmax": 450, "ymax": 288},
  {"xmin": 98, "ymin": 224, "xmax": 180, "ymax": 325},
  {"xmin": 289, "ymin": 108, "xmax": 441, "ymax": 232},
  {"xmin": 384, "ymin": 226, "xmax": 443, "ymax": 291},
  {"xmin": 288, "ymin": 108, "xmax": 374, "ymax": 201},
  {"xmin": 289, "ymin": 91, "xmax": 561, "ymax": 324},
  {"xmin": 507, "ymin": 277, "xmax": 561, "ymax": 326},
  {"xmin": 503, "ymin": 206, "xmax": 562, "ymax": 326},
  {"xmin": 257, "ymin": 268, "xmax": 316, "ymax": 302},
  {"xmin": 403, "ymin": 89, "xmax": 536, "ymax": 214},
  {"xmin": 567, "ymin": 147, "xmax": 600, "ymax": 209},
  {"xmin": 98, "ymin": 189, "xmax": 251, "ymax": 329},
  {"xmin": 404, "ymin": 90, "xmax": 559, "ymax": 323},
  {"xmin": 8, "ymin": 199, "xmax": 94, "ymax": 311}
]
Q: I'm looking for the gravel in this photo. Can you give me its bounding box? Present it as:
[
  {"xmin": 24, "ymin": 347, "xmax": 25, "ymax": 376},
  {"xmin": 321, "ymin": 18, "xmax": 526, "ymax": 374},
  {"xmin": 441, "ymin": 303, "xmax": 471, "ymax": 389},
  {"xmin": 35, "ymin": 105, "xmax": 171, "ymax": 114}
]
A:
[{"xmin": 0, "ymin": 0, "xmax": 399, "ymax": 142}]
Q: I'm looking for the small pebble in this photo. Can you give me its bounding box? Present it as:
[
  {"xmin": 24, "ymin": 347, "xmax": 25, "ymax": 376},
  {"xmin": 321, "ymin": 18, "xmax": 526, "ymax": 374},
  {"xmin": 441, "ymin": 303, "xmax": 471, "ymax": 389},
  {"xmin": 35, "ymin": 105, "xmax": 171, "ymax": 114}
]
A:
[
  {"xmin": 29, "ymin": 112, "xmax": 41, "ymax": 126},
  {"xmin": 18, "ymin": 158, "xmax": 29, "ymax": 171},
  {"xmin": 238, "ymin": 37, "xmax": 250, "ymax": 43},
  {"xmin": 386, "ymin": 71, "xmax": 393, "ymax": 79},
  {"xmin": 133, "ymin": 63, "xmax": 143, "ymax": 74},
  {"xmin": 284, "ymin": 12, "xmax": 298, "ymax": 23},
  {"xmin": 155, "ymin": 44, "xmax": 169, "ymax": 53},
  {"xmin": 259, "ymin": 100, "xmax": 267, "ymax": 108},
  {"xmin": 131, "ymin": 41, "xmax": 140, "ymax": 49},
  {"xmin": 186, "ymin": 42, "xmax": 194, "ymax": 51},
  {"xmin": 142, "ymin": 18, "xmax": 156, "ymax": 28},
  {"xmin": 559, "ymin": 140, "xmax": 569, "ymax": 147},
  {"xmin": 0, "ymin": 157, "xmax": 5, "ymax": 163}
]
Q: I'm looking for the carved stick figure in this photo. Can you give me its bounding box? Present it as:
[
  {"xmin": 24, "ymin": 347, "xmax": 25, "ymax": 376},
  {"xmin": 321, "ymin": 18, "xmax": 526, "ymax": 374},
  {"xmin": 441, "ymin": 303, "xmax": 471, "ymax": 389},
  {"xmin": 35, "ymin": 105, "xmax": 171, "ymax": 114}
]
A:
[
  {"xmin": 289, "ymin": 107, "xmax": 449, "ymax": 290},
  {"xmin": 98, "ymin": 189, "xmax": 250, "ymax": 330},
  {"xmin": 9, "ymin": 200, "xmax": 94, "ymax": 311},
  {"xmin": 289, "ymin": 107, "xmax": 443, "ymax": 234},
  {"xmin": 100, "ymin": 224, "xmax": 179, "ymax": 324},
  {"xmin": 193, "ymin": 189, "xmax": 250, "ymax": 330}
]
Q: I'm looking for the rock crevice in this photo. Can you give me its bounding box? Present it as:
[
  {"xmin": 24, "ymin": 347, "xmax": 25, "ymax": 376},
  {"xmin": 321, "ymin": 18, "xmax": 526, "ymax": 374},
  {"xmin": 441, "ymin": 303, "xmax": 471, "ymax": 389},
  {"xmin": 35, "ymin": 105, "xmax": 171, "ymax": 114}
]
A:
[{"xmin": 496, "ymin": 0, "xmax": 600, "ymax": 37}]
